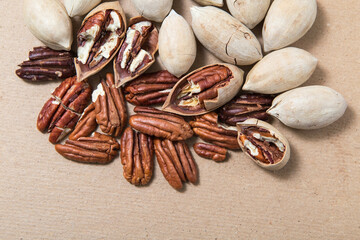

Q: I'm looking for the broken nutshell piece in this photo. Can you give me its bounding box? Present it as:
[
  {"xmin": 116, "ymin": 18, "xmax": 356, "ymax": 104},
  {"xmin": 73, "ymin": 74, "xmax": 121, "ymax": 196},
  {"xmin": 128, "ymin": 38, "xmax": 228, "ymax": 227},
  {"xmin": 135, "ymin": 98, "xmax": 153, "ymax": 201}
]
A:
[
  {"xmin": 16, "ymin": 46, "xmax": 76, "ymax": 81},
  {"xmin": 154, "ymin": 139, "xmax": 198, "ymax": 190},
  {"xmin": 237, "ymin": 119, "xmax": 290, "ymax": 170},
  {"xmin": 193, "ymin": 143, "xmax": 227, "ymax": 162},
  {"xmin": 218, "ymin": 93, "xmax": 274, "ymax": 126},
  {"xmin": 55, "ymin": 132, "xmax": 120, "ymax": 164},
  {"xmin": 162, "ymin": 63, "xmax": 244, "ymax": 116},
  {"xmin": 114, "ymin": 17, "xmax": 159, "ymax": 87},
  {"xmin": 129, "ymin": 106, "xmax": 193, "ymax": 141},
  {"xmin": 92, "ymin": 73, "xmax": 127, "ymax": 137},
  {"xmin": 124, "ymin": 70, "xmax": 179, "ymax": 106},
  {"xmin": 68, "ymin": 103, "xmax": 97, "ymax": 140},
  {"xmin": 75, "ymin": 1, "xmax": 126, "ymax": 81},
  {"xmin": 121, "ymin": 127, "xmax": 154, "ymax": 186}
]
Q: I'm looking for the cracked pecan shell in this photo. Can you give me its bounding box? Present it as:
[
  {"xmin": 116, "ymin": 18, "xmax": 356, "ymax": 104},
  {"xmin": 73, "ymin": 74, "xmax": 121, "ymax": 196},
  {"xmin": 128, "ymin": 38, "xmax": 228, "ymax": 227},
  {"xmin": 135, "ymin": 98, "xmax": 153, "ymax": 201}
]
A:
[
  {"xmin": 154, "ymin": 138, "xmax": 198, "ymax": 190},
  {"xmin": 121, "ymin": 127, "xmax": 154, "ymax": 186},
  {"xmin": 129, "ymin": 106, "xmax": 193, "ymax": 141},
  {"xmin": 55, "ymin": 132, "xmax": 120, "ymax": 164},
  {"xmin": 193, "ymin": 142, "xmax": 227, "ymax": 162},
  {"xmin": 93, "ymin": 73, "xmax": 127, "ymax": 137}
]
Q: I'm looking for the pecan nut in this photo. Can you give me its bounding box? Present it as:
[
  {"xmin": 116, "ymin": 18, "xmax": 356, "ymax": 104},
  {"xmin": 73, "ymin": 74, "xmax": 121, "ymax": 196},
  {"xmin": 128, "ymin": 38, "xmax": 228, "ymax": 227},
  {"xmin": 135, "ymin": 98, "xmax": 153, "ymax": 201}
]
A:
[
  {"xmin": 68, "ymin": 103, "xmax": 97, "ymax": 140},
  {"xmin": 218, "ymin": 93, "xmax": 274, "ymax": 126},
  {"xmin": 114, "ymin": 17, "xmax": 159, "ymax": 87},
  {"xmin": 193, "ymin": 143, "xmax": 227, "ymax": 162},
  {"xmin": 121, "ymin": 127, "xmax": 154, "ymax": 186},
  {"xmin": 129, "ymin": 106, "xmax": 193, "ymax": 141},
  {"xmin": 124, "ymin": 70, "xmax": 179, "ymax": 106},
  {"xmin": 75, "ymin": 2, "xmax": 126, "ymax": 81},
  {"xmin": 154, "ymin": 139, "xmax": 198, "ymax": 190},
  {"xmin": 163, "ymin": 63, "xmax": 244, "ymax": 116},
  {"xmin": 37, "ymin": 76, "xmax": 92, "ymax": 143},
  {"xmin": 93, "ymin": 73, "xmax": 127, "ymax": 137},
  {"xmin": 55, "ymin": 132, "xmax": 120, "ymax": 164},
  {"xmin": 16, "ymin": 46, "xmax": 75, "ymax": 81},
  {"xmin": 189, "ymin": 112, "xmax": 240, "ymax": 150}
]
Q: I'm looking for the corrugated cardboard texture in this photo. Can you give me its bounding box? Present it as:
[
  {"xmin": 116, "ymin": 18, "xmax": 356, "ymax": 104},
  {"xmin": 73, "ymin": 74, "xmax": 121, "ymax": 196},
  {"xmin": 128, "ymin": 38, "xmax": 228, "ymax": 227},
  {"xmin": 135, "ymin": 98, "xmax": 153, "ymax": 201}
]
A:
[{"xmin": 0, "ymin": 0, "xmax": 359, "ymax": 239}]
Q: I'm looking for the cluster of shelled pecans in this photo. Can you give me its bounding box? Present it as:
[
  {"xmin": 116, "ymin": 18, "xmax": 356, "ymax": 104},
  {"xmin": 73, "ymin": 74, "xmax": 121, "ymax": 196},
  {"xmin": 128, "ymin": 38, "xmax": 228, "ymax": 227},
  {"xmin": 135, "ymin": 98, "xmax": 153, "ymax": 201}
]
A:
[{"xmin": 17, "ymin": 0, "xmax": 348, "ymax": 190}]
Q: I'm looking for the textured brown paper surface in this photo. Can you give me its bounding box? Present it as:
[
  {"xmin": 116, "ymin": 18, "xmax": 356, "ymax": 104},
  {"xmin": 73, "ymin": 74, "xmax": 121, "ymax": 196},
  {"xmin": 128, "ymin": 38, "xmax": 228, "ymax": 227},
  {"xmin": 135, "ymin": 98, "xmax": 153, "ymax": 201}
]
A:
[{"xmin": 0, "ymin": 0, "xmax": 359, "ymax": 239}]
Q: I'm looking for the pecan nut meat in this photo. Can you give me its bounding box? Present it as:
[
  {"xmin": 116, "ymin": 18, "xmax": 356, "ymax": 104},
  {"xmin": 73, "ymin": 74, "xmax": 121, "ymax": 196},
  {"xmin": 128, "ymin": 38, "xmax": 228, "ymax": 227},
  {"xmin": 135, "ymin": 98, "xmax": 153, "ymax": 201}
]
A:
[
  {"xmin": 75, "ymin": 2, "xmax": 126, "ymax": 81},
  {"xmin": 154, "ymin": 138, "xmax": 198, "ymax": 190},
  {"xmin": 218, "ymin": 93, "xmax": 274, "ymax": 126},
  {"xmin": 163, "ymin": 63, "xmax": 244, "ymax": 116},
  {"xmin": 16, "ymin": 46, "xmax": 75, "ymax": 81},
  {"xmin": 114, "ymin": 17, "xmax": 159, "ymax": 87},
  {"xmin": 92, "ymin": 73, "xmax": 127, "ymax": 137},
  {"xmin": 193, "ymin": 143, "xmax": 227, "ymax": 162},
  {"xmin": 129, "ymin": 106, "xmax": 193, "ymax": 141},
  {"xmin": 121, "ymin": 127, "xmax": 154, "ymax": 186},
  {"xmin": 189, "ymin": 112, "xmax": 240, "ymax": 150},
  {"xmin": 124, "ymin": 70, "xmax": 179, "ymax": 106},
  {"xmin": 68, "ymin": 103, "xmax": 97, "ymax": 140},
  {"xmin": 37, "ymin": 76, "xmax": 92, "ymax": 143},
  {"xmin": 55, "ymin": 132, "xmax": 120, "ymax": 164}
]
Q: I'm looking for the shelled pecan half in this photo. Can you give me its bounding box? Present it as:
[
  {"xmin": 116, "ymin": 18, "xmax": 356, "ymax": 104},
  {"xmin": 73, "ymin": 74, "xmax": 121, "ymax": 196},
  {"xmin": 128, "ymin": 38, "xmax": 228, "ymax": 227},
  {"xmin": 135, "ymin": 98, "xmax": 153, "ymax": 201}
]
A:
[
  {"xmin": 114, "ymin": 17, "xmax": 159, "ymax": 87},
  {"xmin": 129, "ymin": 106, "xmax": 193, "ymax": 141},
  {"xmin": 16, "ymin": 46, "xmax": 75, "ymax": 81},
  {"xmin": 162, "ymin": 63, "xmax": 244, "ymax": 116},
  {"xmin": 124, "ymin": 70, "xmax": 179, "ymax": 106},
  {"xmin": 189, "ymin": 112, "xmax": 240, "ymax": 150},
  {"xmin": 154, "ymin": 139, "xmax": 198, "ymax": 190},
  {"xmin": 193, "ymin": 143, "xmax": 227, "ymax": 162},
  {"xmin": 68, "ymin": 103, "xmax": 97, "ymax": 140},
  {"xmin": 121, "ymin": 127, "xmax": 154, "ymax": 186},
  {"xmin": 92, "ymin": 73, "xmax": 127, "ymax": 137},
  {"xmin": 75, "ymin": 1, "xmax": 126, "ymax": 81},
  {"xmin": 37, "ymin": 76, "xmax": 92, "ymax": 144},
  {"xmin": 55, "ymin": 132, "xmax": 120, "ymax": 164},
  {"xmin": 218, "ymin": 93, "xmax": 274, "ymax": 126}
]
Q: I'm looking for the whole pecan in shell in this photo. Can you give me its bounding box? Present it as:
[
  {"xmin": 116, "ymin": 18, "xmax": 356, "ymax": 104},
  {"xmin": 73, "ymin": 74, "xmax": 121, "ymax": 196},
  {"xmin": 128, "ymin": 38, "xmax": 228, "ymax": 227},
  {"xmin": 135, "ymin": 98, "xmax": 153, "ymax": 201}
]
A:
[
  {"xmin": 124, "ymin": 70, "xmax": 178, "ymax": 106},
  {"xmin": 16, "ymin": 46, "xmax": 75, "ymax": 81},
  {"xmin": 93, "ymin": 73, "xmax": 127, "ymax": 137},
  {"xmin": 218, "ymin": 93, "xmax": 274, "ymax": 126},
  {"xmin": 121, "ymin": 127, "xmax": 154, "ymax": 186},
  {"xmin": 154, "ymin": 139, "xmax": 198, "ymax": 190},
  {"xmin": 129, "ymin": 106, "xmax": 193, "ymax": 141},
  {"xmin": 193, "ymin": 142, "xmax": 227, "ymax": 162},
  {"xmin": 68, "ymin": 103, "xmax": 97, "ymax": 140},
  {"xmin": 55, "ymin": 132, "xmax": 120, "ymax": 164}
]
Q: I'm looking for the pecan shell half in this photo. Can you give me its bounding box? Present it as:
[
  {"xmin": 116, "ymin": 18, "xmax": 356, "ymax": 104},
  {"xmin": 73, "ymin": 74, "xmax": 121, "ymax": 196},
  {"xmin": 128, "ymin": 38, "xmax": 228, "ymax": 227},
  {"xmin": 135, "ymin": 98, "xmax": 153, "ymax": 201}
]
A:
[
  {"xmin": 16, "ymin": 46, "xmax": 75, "ymax": 81},
  {"xmin": 189, "ymin": 112, "xmax": 240, "ymax": 150},
  {"xmin": 55, "ymin": 132, "xmax": 120, "ymax": 164},
  {"xmin": 129, "ymin": 106, "xmax": 193, "ymax": 141},
  {"xmin": 218, "ymin": 93, "xmax": 274, "ymax": 126},
  {"xmin": 93, "ymin": 73, "xmax": 127, "ymax": 137},
  {"xmin": 124, "ymin": 70, "xmax": 179, "ymax": 106},
  {"xmin": 121, "ymin": 127, "xmax": 154, "ymax": 186},
  {"xmin": 154, "ymin": 139, "xmax": 198, "ymax": 190},
  {"xmin": 68, "ymin": 103, "xmax": 97, "ymax": 140},
  {"xmin": 114, "ymin": 17, "xmax": 159, "ymax": 87},
  {"xmin": 193, "ymin": 143, "xmax": 227, "ymax": 162}
]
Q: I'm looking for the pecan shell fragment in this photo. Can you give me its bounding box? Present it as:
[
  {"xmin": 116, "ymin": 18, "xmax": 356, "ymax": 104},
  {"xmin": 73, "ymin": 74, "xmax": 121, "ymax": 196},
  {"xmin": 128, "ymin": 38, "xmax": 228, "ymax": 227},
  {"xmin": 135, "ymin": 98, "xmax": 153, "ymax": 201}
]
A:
[
  {"xmin": 121, "ymin": 127, "xmax": 154, "ymax": 186},
  {"xmin": 193, "ymin": 143, "xmax": 227, "ymax": 162},
  {"xmin": 154, "ymin": 139, "xmax": 198, "ymax": 190},
  {"xmin": 55, "ymin": 132, "xmax": 120, "ymax": 164}
]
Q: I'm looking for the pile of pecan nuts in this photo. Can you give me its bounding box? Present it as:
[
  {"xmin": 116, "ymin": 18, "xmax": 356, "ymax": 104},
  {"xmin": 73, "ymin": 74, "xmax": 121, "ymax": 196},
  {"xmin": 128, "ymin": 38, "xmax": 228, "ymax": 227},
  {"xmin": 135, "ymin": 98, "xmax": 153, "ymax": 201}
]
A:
[{"xmin": 16, "ymin": 0, "xmax": 347, "ymax": 190}]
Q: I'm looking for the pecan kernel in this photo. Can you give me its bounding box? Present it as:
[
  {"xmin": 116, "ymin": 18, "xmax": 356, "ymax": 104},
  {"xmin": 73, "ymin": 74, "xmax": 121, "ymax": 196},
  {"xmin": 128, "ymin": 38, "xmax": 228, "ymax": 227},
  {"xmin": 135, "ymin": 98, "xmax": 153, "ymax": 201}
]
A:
[
  {"xmin": 68, "ymin": 103, "xmax": 97, "ymax": 140},
  {"xmin": 193, "ymin": 143, "xmax": 227, "ymax": 162}
]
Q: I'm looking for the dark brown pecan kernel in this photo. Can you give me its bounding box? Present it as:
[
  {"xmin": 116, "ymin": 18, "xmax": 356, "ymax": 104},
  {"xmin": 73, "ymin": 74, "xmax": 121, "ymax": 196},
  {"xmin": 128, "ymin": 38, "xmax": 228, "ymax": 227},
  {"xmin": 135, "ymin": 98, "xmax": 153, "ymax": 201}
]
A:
[
  {"xmin": 129, "ymin": 106, "xmax": 193, "ymax": 141},
  {"xmin": 124, "ymin": 70, "xmax": 178, "ymax": 106},
  {"xmin": 218, "ymin": 93, "xmax": 274, "ymax": 126},
  {"xmin": 193, "ymin": 143, "xmax": 227, "ymax": 162},
  {"xmin": 68, "ymin": 103, "xmax": 97, "ymax": 140},
  {"xmin": 189, "ymin": 112, "xmax": 240, "ymax": 150},
  {"xmin": 55, "ymin": 132, "xmax": 120, "ymax": 164},
  {"xmin": 16, "ymin": 46, "xmax": 75, "ymax": 81},
  {"xmin": 121, "ymin": 127, "xmax": 154, "ymax": 186},
  {"xmin": 93, "ymin": 73, "xmax": 127, "ymax": 137},
  {"xmin": 154, "ymin": 139, "xmax": 198, "ymax": 190}
]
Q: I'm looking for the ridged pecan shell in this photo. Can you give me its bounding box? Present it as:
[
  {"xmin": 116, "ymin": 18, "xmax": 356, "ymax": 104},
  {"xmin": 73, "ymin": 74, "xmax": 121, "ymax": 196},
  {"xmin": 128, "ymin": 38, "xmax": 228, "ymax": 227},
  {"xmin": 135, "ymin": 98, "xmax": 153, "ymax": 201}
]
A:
[{"xmin": 193, "ymin": 142, "xmax": 227, "ymax": 162}]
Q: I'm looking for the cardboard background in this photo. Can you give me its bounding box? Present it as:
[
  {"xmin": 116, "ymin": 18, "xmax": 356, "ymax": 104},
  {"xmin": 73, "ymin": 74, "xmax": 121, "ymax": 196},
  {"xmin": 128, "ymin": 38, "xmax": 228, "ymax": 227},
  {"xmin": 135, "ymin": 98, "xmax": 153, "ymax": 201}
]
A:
[{"xmin": 0, "ymin": 0, "xmax": 359, "ymax": 239}]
